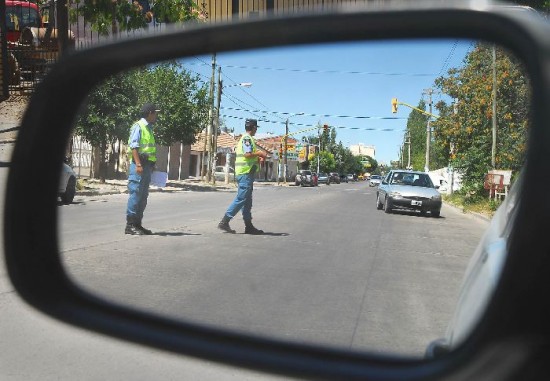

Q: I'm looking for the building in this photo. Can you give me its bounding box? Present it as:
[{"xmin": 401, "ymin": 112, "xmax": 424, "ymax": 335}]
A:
[{"xmin": 349, "ymin": 143, "xmax": 376, "ymax": 159}]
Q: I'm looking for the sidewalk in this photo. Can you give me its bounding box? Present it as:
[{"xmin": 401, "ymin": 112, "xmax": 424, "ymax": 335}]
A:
[{"xmin": 76, "ymin": 178, "xmax": 286, "ymax": 196}]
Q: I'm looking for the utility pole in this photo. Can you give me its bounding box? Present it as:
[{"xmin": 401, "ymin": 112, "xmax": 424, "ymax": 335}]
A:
[
  {"xmin": 203, "ymin": 53, "xmax": 216, "ymax": 182},
  {"xmin": 283, "ymin": 119, "xmax": 289, "ymax": 183},
  {"xmin": 424, "ymin": 88, "xmax": 434, "ymax": 172},
  {"xmin": 213, "ymin": 66, "xmax": 222, "ymax": 184},
  {"xmin": 407, "ymin": 131, "xmax": 411, "ymax": 169},
  {"xmin": 491, "ymin": 45, "xmax": 497, "ymax": 169}
]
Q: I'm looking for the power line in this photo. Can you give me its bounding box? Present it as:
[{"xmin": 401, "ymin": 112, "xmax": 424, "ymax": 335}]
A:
[
  {"xmin": 221, "ymin": 106, "xmax": 407, "ymax": 121},
  {"xmin": 222, "ymin": 64, "xmax": 435, "ymax": 77},
  {"xmin": 220, "ymin": 114, "xmax": 406, "ymax": 132}
]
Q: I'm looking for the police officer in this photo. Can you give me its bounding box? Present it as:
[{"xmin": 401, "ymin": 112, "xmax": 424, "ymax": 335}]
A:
[
  {"xmin": 218, "ymin": 119, "xmax": 267, "ymax": 234},
  {"xmin": 125, "ymin": 103, "xmax": 159, "ymax": 235}
]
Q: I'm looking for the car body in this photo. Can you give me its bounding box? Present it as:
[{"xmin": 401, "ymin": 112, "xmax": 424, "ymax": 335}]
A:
[
  {"xmin": 317, "ymin": 172, "xmax": 330, "ymax": 184},
  {"xmin": 376, "ymin": 170, "xmax": 442, "ymax": 217},
  {"xmin": 59, "ymin": 162, "xmax": 76, "ymax": 204},
  {"xmin": 339, "ymin": 174, "xmax": 348, "ymax": 183},
  {"xmin": 214, "ymin": 165, "xmax": 235, "ymax": 181},
  {"xmin": 295, "ymin": 169, "xmax": 315, "ymax": 187},
  {"xmin": 369, "ymin": 174, "xmax": 382, "ymax": 187},
  {"xmin": 5, "ymin": 3, "xmax": 550, "ymax": 381},
  {"xmin": 346, "ymin": 174, "xmax": 355, "ymax": 182},
  {"xmin": 425, "ymin": 172, "xmax": 519, "ymax": 358},
  {"xmin": 329, "ymin": 172, "xmax": 340, "ymax": 184}
]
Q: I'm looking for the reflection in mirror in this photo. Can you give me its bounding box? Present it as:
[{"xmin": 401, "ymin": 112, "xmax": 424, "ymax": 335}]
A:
[{"xmin": 59, "ymin": 39, "xmax": 530, "ymax": 358}]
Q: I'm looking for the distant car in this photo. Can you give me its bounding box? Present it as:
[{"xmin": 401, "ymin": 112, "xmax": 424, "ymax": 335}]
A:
[
  {"xmin": 295, "ymin": 170, "xmax": 315, "ymax": 187},
  {"xmin": 376, "ymin": 170, "xmax": 442, "ymax": 217},
  {"xmin": 317, "ymin": 172, "xmax": 330, "ymax": 184},
  {"xmin": 214, "ymin": 165, "xmax": 235, "ymax": 181},
  {"xmin": 369, "ymin": 175, "xmax": 382, "ymax": 187},
  {"xmin": 59, "ymin": 162, "xmax": 77, "ymax": 204},
  {"xmin": 346, "ymin": 174, "xmax": 355, "ymax": 182},
  {"xmin": 329, "ymin": 172, "xmax": 340, "ymax": 184}
]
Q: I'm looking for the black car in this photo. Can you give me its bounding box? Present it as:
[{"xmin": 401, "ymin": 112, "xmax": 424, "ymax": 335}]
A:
[{"xmin": 329, "ymin": 172, "xmax": 341, "ymax": 184}]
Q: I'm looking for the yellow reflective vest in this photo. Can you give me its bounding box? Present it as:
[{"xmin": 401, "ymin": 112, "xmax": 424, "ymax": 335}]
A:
[
  {"xmin": 235, "ymin": 133, "xmax": 259, "ymax": 175},
  {"xmin": 127, "ymin": 119, "xmax": 156, "ymax": 162}
]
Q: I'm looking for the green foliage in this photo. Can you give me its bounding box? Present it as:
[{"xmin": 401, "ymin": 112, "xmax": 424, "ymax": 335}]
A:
[
  {"xmin": 433, "ymin": 43, "xmax": 530, "ymax": 191},
  {"xmin": 404, "ymin": 100, "xmax": 429, "ymax": 171},
  {"xmin": 152, "ymin": 0, "xmax": 204, "ymax": 24},
  {"xmin": 74, "ymin": 63, "xmax": 208, "ymax": 179},
  {"xmin": 138, "ymin": 62, "xmax": 209, "ymax": 145},
  {"xmin": 311, "ymin": 151, "xmax": 336, "ymax": 173},
  {"xmin": 72, "ymin": 0, "xmax": 202, "ymax": 36}
]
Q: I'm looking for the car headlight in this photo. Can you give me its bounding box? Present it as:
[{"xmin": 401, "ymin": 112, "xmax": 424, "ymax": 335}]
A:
[
  {"xmin": 389, "ymin": 192, "xmax": 402, "ymax": 198},
  {"xmin": 432, "ymin": 194, "xmax": 442, "ymax": 201}
]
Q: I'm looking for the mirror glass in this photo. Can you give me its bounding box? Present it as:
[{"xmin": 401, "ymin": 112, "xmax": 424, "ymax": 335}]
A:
[{"xmin": 58, "ymin": 38, "xmax": 530, "ymax": 358}]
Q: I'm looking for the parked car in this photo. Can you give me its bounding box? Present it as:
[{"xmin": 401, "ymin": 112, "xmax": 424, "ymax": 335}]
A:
[
  {"xmin": 346, "ymin": 174, "xmax": 355, "ymax": 182},
  {"xmin": 295, "ymin": 170, "xmax": 315, "ymax": 187},
  {"xmin": 369, "ymin": 174, "xmax": 382, "ymax": 187},
  {"xmin": 317, "ymin": 172, "xmax": 330, "ymax": 184},
  {"xmin": 59, "ymin": 162, "xmax": 76, "ymax": 205},
  {"xmin": 376, "ymin": 170, "xmax": 442, "ymax": 217},
  {"xmin": 329, "ymin": 172, "xmax": 341, "ymax": 184},
  {"xmin": 339, "ymin": 174, "xmax": 348, "ymax": 183},
  {"xmin": 214, "ymin": 165, "xmax": 235, "ymax": 181}
]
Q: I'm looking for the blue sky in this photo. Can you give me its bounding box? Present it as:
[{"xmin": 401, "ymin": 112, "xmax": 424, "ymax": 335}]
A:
[{"xmin": 182, "ymin": 39, "xmax": 473, "ymax": 164}]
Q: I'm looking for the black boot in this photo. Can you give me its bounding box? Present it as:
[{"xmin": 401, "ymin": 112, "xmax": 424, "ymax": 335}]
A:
[
  {"xmin": 244, "ymin": 220, "xmax": 264, "ymax": 235},
  {"xmin": 125, "ymin": 223, "xmax": 144, "ymax": 235},
  {"xmin": 218, "ymin": 215, "xmax": 236, "ymax": 233}
]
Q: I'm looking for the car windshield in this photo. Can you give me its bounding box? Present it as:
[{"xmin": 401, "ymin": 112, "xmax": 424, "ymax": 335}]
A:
[{"xmin": 390, "ymin": 173, "xmax": 433, "ymax": 187}]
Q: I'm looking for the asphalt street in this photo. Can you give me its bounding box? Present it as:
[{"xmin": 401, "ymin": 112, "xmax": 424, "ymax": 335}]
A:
[
  {"xmin": 55, "ymin": 179, "xmax": 488, "ymax": 356},
  {"xmin": 0, "ymin": 169, "xmax": 293, "ymax": 381}
]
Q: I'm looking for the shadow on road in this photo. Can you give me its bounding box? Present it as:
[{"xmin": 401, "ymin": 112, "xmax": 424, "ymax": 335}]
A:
[{"xmin": 152, "ymin": 232, "xmax": 201, "ymax": 237}]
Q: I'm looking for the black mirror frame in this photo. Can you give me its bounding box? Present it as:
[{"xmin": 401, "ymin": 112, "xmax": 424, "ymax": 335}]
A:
[{"xmin": 5, "ymin": 3, "xmax": 550, "ymax": 380}]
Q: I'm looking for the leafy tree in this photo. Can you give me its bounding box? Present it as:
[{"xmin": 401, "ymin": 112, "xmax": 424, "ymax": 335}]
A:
[
  {"xmin": 75, "ymin": 63, "xmax": 209, "ymax": 181},
  {"xmin": 311, "ymin": 151, "xmax": 336, "ymax": 173},
  {"xmin": 138, "ymin": 62, "xmax": 209, "ymax": 146},
  {"xmin": 434, "ymin": 43, "xmax": 530, "ymax": 193},
  {"xmin": 75, "ymin": 69, "xmax": 141, "ymax": 182},
  {"xmin": 72, "ymin": 0, "xmax": 202, "ymax": 36},
  {"xmin": 404, "ymin": 100, "xmax": 430, "ymax": 171}
]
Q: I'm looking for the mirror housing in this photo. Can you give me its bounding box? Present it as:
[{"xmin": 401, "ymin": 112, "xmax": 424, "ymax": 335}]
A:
[{"xmin": 5, "ymin": 2, "xmax": 550, "ymax": 380}]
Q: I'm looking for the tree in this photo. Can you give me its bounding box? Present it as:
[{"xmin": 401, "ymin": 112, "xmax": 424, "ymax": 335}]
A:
[
  {"xmin": 311, "ymin": 151, "xmax": 336, "ymax": 173},
  {"xmin": 73, "ymin": 0, "xmax": 203, "ymax": 36},
  {"xmin": 434, "ymin": 43, "xmax": 530, "ymax": 193},
  {"xmin": 139, "ymin": 62, "xmax": 209, "ymax": 146},
  {"xmin": 75, "ymin": 69, "xmax": 141, "ymax": 182},
  {"xmin": 404, "ymin": 100, "xmax": 430, "ymax": 171},
  {"xmin": 75, "ymin": 63, "xmax": 209, "ymax": 181}
]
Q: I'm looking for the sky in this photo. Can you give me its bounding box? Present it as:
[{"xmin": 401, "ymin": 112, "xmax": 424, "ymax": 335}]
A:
[{"xmin": 181, "ymin": 39, "xmax": 474, "ymax": 165}]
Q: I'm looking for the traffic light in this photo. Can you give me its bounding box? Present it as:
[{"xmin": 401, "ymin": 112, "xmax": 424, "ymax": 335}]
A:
[
  {"xmin": 323, "ymin": 124, "xmax": 329, "ymax": 132},
  {"xmin": 391, "ymin": 98, "xmax": 398, "ymax": 113}
]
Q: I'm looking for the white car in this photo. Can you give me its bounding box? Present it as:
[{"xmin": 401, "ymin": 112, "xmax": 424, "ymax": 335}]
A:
[
  {"xmin": 59, "ymin": 162, "xmax": 77, "ymax": 204},
  {"xmin": 214, "ymin": 165, "xmax": 235, "ymax": 181},
  {"xmin": 369, "ymin": 175, "xmax": 382, "ymax": 187}
]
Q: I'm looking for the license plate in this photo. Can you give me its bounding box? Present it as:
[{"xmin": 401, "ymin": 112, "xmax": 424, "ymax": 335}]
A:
[{"xmin": 411, "ymin": 200, "xmax": 422, "ymax": 206}]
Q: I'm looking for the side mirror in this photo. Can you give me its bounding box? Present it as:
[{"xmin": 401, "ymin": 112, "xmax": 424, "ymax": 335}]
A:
[{"xmin": 4, "ymin": 3, "xmax": 550, "ymax": 380}]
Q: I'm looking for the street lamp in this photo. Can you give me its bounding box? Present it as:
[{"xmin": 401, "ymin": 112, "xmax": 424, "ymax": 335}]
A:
[
  {"xmin": 283, "ymin": 112, "xmax": 304, "ymax": 183},
  {"xmin": 212, "ymin": 69, "xmax": 252, "ymax": 184}
]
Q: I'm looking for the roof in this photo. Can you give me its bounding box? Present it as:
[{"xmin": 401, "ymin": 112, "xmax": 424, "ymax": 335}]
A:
[{"xmin": 191, "ymin": 131, "xmax": 237, "ymax": 152}]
